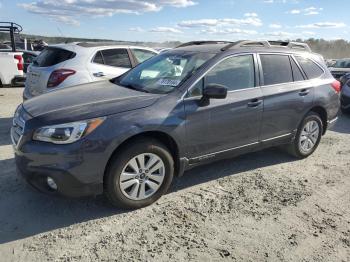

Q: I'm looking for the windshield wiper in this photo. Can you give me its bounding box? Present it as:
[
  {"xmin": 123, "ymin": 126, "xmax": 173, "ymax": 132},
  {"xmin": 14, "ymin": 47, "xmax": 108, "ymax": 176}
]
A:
[{"xmin": 119, "ymin": 83, "xmax": 150, "ymax": 93}]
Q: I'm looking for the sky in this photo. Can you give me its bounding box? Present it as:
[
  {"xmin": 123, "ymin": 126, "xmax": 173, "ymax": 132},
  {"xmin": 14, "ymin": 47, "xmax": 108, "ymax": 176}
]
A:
[{"xmin": 1, "ymin": 0, "xmax": 349, "ymax": 42}]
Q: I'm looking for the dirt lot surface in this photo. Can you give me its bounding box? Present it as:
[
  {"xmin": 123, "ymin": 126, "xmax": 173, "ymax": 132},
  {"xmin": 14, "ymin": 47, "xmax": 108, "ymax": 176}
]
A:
[{"xmin": 0, "ymin": 88, "xmax": 349, "ymax": 262}]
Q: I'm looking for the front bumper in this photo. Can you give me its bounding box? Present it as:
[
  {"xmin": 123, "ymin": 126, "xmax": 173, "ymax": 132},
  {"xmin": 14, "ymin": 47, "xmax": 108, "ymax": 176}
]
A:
[
  {"xmin": 13, "ymin": 139, "xmax": 106, "ymax": 198},
  {"xmin": 15, "ymin": 154, "xmax": 103, "ymax": 197}
]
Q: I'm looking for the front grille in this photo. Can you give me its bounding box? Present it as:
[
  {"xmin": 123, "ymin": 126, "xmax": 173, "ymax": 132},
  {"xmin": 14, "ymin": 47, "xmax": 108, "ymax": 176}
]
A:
[{"xmin": 11, "ymin": 106, "xmax": 27, "ymax": 148}]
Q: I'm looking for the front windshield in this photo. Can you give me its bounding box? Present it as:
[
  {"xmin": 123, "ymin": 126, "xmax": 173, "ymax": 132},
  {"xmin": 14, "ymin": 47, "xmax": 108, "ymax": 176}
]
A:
[
  {"xmin": 115, "ymin": 51, "xmax": 215, "ymax": 94},
  {"xmin": 334, "ymin": 59, "xmax": 350, "ymax": 69}
]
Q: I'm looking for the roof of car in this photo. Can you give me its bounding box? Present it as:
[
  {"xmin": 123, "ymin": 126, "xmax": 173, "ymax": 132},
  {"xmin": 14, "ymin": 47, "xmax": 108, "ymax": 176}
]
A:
[{"xmin": 48, "ymin": 42, "xmax": 158, "ymax": 53}]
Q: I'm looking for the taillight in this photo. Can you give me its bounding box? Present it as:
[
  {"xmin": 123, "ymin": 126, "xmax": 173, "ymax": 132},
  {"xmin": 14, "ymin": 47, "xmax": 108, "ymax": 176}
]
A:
[
  {"xmin": 14, "ymin": 55, "xmax": 23, "ymax": 71},
  {"xmin": 331, "ymin": 80, "xmax": 341, "ymax": 93},
  {"xmin": 47, "ymin": 69, "xmax": 76, "ymax": 88}
]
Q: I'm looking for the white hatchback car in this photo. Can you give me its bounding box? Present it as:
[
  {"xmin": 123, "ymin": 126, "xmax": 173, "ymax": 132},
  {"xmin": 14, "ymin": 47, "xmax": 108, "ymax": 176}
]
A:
[{"xmin": 23, "ymin": 42, "xmax": 158, "ymax": 100}]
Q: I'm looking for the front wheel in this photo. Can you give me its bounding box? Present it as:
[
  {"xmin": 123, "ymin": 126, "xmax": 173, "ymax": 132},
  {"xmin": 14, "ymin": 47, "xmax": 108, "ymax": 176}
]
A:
[
  {"xmin": 286, "ymin": 112, "xmax": 323, "ymax": 158},
  {"xmin": 104, "ymin": 139, "xmax": 174, "ymax": 209}
]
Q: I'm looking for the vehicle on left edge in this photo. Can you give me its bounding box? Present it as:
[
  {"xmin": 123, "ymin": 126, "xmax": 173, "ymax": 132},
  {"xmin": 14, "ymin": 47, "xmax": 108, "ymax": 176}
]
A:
[
  {"xmin": 23, "ymin": 42, "xmax": 158, "ymax": 100},
  {"xmin": 0, "ymin": 22, "xmax": 24, "ymax": 87}
]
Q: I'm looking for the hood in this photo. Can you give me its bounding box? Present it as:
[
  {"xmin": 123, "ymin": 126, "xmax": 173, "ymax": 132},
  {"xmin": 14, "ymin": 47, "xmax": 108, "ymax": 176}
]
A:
[{"xmin": 23, "ymin": 80, "xmax": 161, "ymax": 123}]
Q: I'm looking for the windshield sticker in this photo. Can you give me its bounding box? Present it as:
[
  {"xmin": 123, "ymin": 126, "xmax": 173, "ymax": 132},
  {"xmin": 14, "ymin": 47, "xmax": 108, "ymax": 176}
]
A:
[{"xmin": 157, "ymin": 79, "xmax": 181, "ymax": 87}]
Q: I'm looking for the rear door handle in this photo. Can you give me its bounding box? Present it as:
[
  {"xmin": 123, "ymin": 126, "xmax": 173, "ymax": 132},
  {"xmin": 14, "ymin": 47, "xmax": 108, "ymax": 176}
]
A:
[
  {"xmin": 247, "ymin": 98, "xmax": 262, "ymax": 107},
  {"xmin": 93, "ymin": 72, "xmax": 106, "ymax": 77},
  {"xmin": 299, "ymin": 89, "xmax": 310, "ymax": 96}
]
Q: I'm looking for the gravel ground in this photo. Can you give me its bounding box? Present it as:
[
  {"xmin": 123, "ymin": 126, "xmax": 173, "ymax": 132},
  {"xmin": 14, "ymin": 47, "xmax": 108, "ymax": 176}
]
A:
[{"xmin": 0, "ymin": 88, "xmax": 349, "ymax": 262}]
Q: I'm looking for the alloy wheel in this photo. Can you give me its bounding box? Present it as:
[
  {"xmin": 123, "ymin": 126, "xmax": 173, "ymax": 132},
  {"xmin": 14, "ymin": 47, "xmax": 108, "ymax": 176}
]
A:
[
  {"xmin": 299, "ymin": 120, "xmax": 320, "ymax": 154},
  {"xmin": 119, "ymin": 153, "xmax": 165, "ymax": 201}
]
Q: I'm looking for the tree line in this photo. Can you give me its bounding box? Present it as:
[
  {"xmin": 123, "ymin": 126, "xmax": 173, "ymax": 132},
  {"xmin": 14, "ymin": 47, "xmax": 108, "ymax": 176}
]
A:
[{"xmin": 1, "ymin": 32, "xmax": 349, "ymax": 59}]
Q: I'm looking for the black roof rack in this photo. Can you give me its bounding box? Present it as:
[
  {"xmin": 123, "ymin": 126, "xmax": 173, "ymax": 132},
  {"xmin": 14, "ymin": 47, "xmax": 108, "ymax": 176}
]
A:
[
  {"xmin": 221, "ymin": 40, "xmax": 271, "ymax": 51},
  {"xmin": 0, "ymin": 22, "xmax": 23, "ymax": 52},
  {"xmin": 175, "ymin": 40, "xmax": 312, "ymax": 53},
  {"xmin": 176, "ymin": 41, "xmax": 233, "ymax": 48},
  {"xmin": 221, "ymin": 40, "xmax": 311, "ymax": 52}
]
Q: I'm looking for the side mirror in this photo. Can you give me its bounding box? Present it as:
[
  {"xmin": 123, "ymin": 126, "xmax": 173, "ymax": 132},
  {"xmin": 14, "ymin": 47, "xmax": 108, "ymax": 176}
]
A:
[{"xmin": 203, "ymin": 83, "xmax": 228, "ymax": 99}]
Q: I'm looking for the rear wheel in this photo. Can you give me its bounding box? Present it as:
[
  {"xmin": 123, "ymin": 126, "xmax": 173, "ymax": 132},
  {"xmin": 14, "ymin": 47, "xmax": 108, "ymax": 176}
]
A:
[
  {"xmin": 104, "ymin": 139, "xmax": 174, "ymax": 209},
  {"xmin": 286, "ymin": 112, "xmax": 323, "ymax": 158}
]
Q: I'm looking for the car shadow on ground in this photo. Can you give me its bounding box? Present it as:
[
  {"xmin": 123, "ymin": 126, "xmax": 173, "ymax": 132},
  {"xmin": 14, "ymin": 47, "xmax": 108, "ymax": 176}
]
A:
[
  {"xmin": 0, "ymin": 146, "xmax": 297, "ymax": 245},
  {"xmin": 330, "ymin": 113, "xmax": 350, "ymax": 134},
  {"xmin": 0, "ymin": 117, "xmax": 13, "ymax": 146}
]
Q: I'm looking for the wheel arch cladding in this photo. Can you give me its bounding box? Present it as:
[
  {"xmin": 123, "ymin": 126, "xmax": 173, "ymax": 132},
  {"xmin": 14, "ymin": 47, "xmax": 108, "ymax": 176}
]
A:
[
  {"xmin": 310, "ymin": 106, "xmax": 328, "ymax": 134},
  {"xmin": 104, "ymin": 131, "xmax": 180, "ymax": 180}
]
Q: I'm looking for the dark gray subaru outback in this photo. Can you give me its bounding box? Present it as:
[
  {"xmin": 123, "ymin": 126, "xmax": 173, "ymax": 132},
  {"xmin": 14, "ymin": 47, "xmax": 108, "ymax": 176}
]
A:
[{"xmin": 12, "ymin": 40, "xmax": 340, "ymax": 209}]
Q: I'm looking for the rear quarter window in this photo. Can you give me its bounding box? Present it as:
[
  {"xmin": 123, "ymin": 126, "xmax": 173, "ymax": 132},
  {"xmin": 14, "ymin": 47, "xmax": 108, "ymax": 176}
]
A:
[
  {"xmin": 295, "ymin": 56, "xmax": 324, "ymax": 79},
  {"xmin": 34, "ymin": 47, "xmax": 76, "ymax": 67},
  {"xmin": 93, "ymin": 51, "xmax": 104, "ymax": 65},
  {"xmin": 290, "ymin": 57, "xmax": 305, "ymax": 81}
]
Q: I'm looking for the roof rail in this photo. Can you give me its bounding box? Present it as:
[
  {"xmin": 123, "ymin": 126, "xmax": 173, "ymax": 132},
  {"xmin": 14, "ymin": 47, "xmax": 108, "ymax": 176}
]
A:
[
  {"xmin": 286, "ymin": 42, "xmax": 311, "ymax": 52},
  {"xmin": 221, "ymin": 40, "xmax": 311, "ymax": 52},
  {"xmin": 76, "ymin": 42, "xmax": 125, "ymax": 47},
  {"xmin": 266, "ymin": 41, "xmax": 311, "ymax": 52},
  {"xmin": 221, "ymin": 40, "xmax": 271, "ymax": 51},
  {"xmin": 176, "ymin": 41, "xmax": 233, "ymax": 48}
]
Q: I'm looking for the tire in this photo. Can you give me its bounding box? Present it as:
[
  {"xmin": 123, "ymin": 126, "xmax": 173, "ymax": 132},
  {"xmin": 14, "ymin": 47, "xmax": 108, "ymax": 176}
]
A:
[
  {"xmin": 286, "ymin": 112, "xmax": 323, "ymax": 158},
  {"xmin": 104, "ymin": 138, "xmax": 174, "ymax": 209}
]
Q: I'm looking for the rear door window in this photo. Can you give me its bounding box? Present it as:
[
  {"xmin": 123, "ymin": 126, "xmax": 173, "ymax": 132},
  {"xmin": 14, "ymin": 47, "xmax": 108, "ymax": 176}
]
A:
[
  {"xmin": 34, "ymin": 47, "xmax": 76, "ymax": 67},
  {"xmin": 132, "ymin": 49, "xmax": 157, "ymax": 64},
  {"xmin": 260, "ymin": 54, "xmax": 293, "ymax": 85},
  {"xmin": 295, "ymin": 56, "xmax": 324, "ymax": 79},
  {"xmin": 101, "ymin": 49, "xmax": 131, "ymax": 68}
]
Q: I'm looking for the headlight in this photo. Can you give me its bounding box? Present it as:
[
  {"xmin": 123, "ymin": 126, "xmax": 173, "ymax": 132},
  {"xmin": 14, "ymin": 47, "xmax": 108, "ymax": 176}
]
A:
[{"xmin": 33, "ymin": 117, "xmax": 105, "ymax": 144}]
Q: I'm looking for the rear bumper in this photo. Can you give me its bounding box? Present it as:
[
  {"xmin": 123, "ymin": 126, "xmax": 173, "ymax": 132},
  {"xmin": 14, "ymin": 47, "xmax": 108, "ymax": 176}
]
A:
[
  {"xmin": 11, "ymin": 75, "xmax": 26, "ymax": 87},
  {"xmin": 327, "ymin": 117, "xmax": 338, "ymax": 130},
  {"xmin": 22, "ymin": 87, "xmax": 32, "ymax": 101}
]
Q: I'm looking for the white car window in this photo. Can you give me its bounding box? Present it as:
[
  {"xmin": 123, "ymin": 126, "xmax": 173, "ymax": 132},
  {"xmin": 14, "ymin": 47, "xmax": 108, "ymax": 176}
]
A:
[
  {"xmin": 132, "ymin": 49, "xmax": 157, "ymax": 64},
  {"xmin": 101, "ymin": 49, "xmax": 131, "ymax": 68}
]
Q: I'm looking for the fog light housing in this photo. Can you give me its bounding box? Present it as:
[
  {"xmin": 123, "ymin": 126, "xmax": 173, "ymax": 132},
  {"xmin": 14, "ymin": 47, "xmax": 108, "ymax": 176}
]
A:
[{"xmin": 47, "ymin": 177, "xmax": 58, "ymax": 190}]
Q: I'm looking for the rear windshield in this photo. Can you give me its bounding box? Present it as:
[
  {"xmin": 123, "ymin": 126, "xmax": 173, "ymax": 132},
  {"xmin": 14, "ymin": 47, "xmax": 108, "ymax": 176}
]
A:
[{"xmin": 33, "ymin": 47, "xmax": 76, "ymax": 67}]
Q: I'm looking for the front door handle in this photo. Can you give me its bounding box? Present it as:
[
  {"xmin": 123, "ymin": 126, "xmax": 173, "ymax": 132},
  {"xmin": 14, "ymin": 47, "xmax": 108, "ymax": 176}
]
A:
[
  {"xmin": 93, "ymin": 72, "xmax": 106, "ymax": 77},
  {"xmin": 247, "ymin": 98, "xmax": 262, "ymax": 107},
  {"xmin": 299, "ymin": 89, "xmax": 310, "ymax": 96}
]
